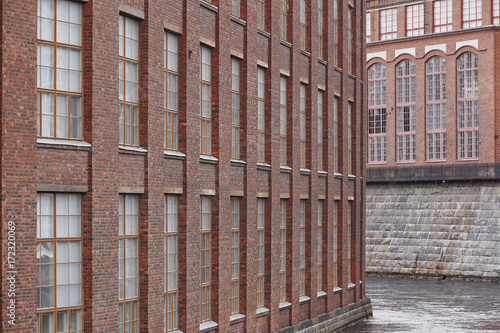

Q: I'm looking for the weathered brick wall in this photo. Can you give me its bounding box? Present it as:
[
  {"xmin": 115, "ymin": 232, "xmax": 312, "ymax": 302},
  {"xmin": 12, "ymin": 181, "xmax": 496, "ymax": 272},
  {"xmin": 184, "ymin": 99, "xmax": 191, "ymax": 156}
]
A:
[{"xmin": 366, "ymin": 180, "xmax": 500, "ymax": 280}]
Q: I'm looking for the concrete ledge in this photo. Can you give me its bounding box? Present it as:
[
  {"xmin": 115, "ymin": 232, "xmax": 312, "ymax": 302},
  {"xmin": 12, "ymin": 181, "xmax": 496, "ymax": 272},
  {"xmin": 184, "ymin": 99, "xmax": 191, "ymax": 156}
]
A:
[{"xmin": 38, "ymin": 184, "xmax": 88, "ymax": 193}]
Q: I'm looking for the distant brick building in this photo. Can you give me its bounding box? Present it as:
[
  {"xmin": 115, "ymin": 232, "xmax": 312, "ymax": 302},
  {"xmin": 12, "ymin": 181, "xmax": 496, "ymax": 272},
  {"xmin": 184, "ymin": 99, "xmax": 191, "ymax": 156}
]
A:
[
  {"xmin": 0, "ymin": 0, "xmax": 371, "ymax": 332},
  {"xmin": 365, "ymin": 0, "xmax": 500, "ymax": 280}
]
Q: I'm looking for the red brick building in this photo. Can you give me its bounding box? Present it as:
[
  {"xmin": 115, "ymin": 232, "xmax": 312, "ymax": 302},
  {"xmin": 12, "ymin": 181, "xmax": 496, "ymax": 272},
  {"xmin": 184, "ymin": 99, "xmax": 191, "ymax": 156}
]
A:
[{"xmin": 0, "ymin": 0, "xmax": 371, "ymax": 332}]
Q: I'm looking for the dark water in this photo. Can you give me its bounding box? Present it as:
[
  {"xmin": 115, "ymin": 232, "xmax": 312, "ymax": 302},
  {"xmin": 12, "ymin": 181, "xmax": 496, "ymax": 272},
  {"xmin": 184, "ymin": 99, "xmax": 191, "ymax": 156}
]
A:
[{"xmin": 337, "ymin": 277, "xmax": 500, "ymax": 333}]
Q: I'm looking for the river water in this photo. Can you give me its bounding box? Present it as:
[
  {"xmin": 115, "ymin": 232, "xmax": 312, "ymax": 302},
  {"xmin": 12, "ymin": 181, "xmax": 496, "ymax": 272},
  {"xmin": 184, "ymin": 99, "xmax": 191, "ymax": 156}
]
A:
[{"xmin": 337, "ymin": 276, "xmax": 500, "ymax": 333}]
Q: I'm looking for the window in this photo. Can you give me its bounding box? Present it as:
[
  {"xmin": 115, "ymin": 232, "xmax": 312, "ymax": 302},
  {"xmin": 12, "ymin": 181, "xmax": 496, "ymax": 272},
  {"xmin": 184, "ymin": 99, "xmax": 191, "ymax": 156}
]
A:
[
  {"xmin": 280, "ymin": 76, "xmax": 287, "ymax": 166},
  {"xmin": 348, "ymin": 6, "xmax": 354, "ymax": 74},
  {"xmin": 299, "ymin": 200, "xmax": 306, "ymax": 296},
  {"xmin": 232, "ymin": 0, "xmax": 240, "ymax": 17},
  {"xmin": 494, "ymin": 0, "xmax": 500, "ymax": 24},
  {"xmin": 279, "ymin": 199, "xmax": 287, "ymax": 302},
  {"xmin": 119, "ymin": 194, "xmax": 139, "ymax": 333},
  {"xmin": 300, "ymin": 0, "xmax": 307, "ymax": 51},
  {"xmin": 366, "ymin": 12, "xmax": 371, "ymax": 42},
  {"xmin": 201, "ymin": 46, "xmax": 212, "ymax": 156},
  {"xmin": 333, "ymin": 96, "xmax": 339, "ymax": 172},
  {"xmin": 200, "ymin": 196, "xmax": 212, "ymax": 322},
  {"xmin": 406, "ymin": 4, "xmax": 424, "ymax": 36},
  {"xmin": 231, "ymin": 198, "xmax": 240, "ymax": 314},
  {"xmin": 257, "ymin": 68, "xmax": 266, "ymax": 163},
  {"xmin": 165, "ymin": 32, "xmax": 179, "ymax": 151},
  {"xmin": 333, "ymin": 200, "xmax": 339, "ymax": 287},
  {"xmin": 434, "ymin": 0, "xmax": 452, "ymax": 32},
  {"xmin": 231, "ymin": 58, "xmax": 241, "ymax": 159},
  {"xmin": 318, "ymin": 91, "xmax": 324, "ymax": 171},
  {"xmin": 300, "ymin": 84, "xmax": 307, "ymax": 168},
  {"xmin": 426, "ymin": 57, "xmax": 447, "ymax": 161},
  {"xmin": 165, "ymin": 196, "xmax": 178, "ymax": 332},
  {"xmin": 463, "ymin": 0, "xmax": 482, "ymax": 28},
  {"xmin": 318, "ymin": 0, "xmax": 324, "ymax": 58},
  {"xmin": 396, "ymin": 60, "xmax": 416, "ymax": 162},
  {"xmin": 281, "ymin": 0, "xmax": 288, "ymax": 41},
  {"xmin": 258, "ymin": 0, "xmax": 266, "ymax": 30},
  {"xmin": 256, "ymin": 199, "xmax": 266, "ymax": 308},
  {"xmin": 347, "ymin": 201, "xmax": 352, "ymax": 283},
  {"xmin": 119, "ymin": 16, "xmax": 139, "ymax": 147},
  {"xmin": 348, "ymin": 102, "xmax": 353, "ymax": 174},
  {"xmin": 317, "ymin": 200, "xmax": 323, "ymax": 292},
  {"xmin": 37, "ymin": 0, "xmax": 83, "ymax": 141},
  {"xmin": 457, "ymin": 52, "xmax": 479, "ymax": 159},
  {"xmin": 333, "ymin": 0, "xmax": 339, "ymax": 66},
  {"xmin": 368, "ymin": 63, "xmax": 387, "ymax": 163},
  {"xmin": 37, "ymin": 193, "xmax": 82, "ymax": 333},
  {"xmin": 380, "ymin": 8, "xmax": 397, "ymax": 40}
]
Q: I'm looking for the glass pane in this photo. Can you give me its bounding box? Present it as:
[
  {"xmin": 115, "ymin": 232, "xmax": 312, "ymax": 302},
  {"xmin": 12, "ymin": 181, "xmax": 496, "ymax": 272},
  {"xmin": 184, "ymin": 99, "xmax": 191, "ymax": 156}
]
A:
[
  {"xmin": 57, "ymin": 311, "xmax": 69, "ymax": 333},
  {"xmin": 42, "ymin": 312, "xmax": 55, "ymax": 332}
]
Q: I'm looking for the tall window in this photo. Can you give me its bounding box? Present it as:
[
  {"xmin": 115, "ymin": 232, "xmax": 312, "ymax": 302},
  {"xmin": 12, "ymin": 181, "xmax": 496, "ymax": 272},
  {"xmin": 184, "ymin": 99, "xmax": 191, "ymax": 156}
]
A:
[
  {"xmin": 333, "ymin": 96, "xmax": 339, "ymax": 172},
  {"xmin": 257, "ymin": 68, "xmax": 266, "ymax": 163},
  {"xmin": 119, "ymin": 16, "xmax": 139, "ymax": 147},
  {"xmin": 348, "ymin": 6, "xmax": 354, "ymax": 74},
  {"xmin": 463, "ymin": 0, "xmax": 482, "ymax": 28},
  {"xmin": 231, "ymin": 0, "xmax": 240, "ymax": 17},
  {"xmin": 318, "ymin": 91, "xmax": 324, "ymax": 170},
  {"xmin": 119, "ymin": 194, "xmax": 139, "ymax": 333},
  {"xmin": 434, "ymin": 0, "xmax": 452, "ymax": 32},
  {"xmin": 347, "ymin": 102, "xmax": 353, "ymax": 174},
  {"xmin": 494, "ymin": 0, "xmax": 500, "ymax": 24},
  {"xmin": 333, "ymin": 200, "xmax": 338, "ymax": 287},
  {"xmin": 299, "ymin": 200, "xmax": 306, "ymax": 296},
  {"xmin": 279, "ymin": 200, "xmax": 287, "ymax": 302},
  {"xmin": 201, "ymin": 46, "xmax": 212, "ymax": 156},
  {"xmin": 406, "ymin": 4, "xmax": 424, "ymax": 36},
  {"xmin": 231, "ymin": 58, "xmax": 241, "ymax": 160},
  {"xmin": 37, "ymin": 0, "xmax": 83, "ymax": 141},
  {"xmin": 380, "ymin": 8, "xmax": 397, "ymax": 40},
  {"xmin": 280, "ymin": 77, "xmax": 287, "ymax": 166},
  {"xmin": 366, "ymin": 12, "xmax": 371, "ymax": 42},
  {"xmin": 396, "ymin": 60, "xmax": 416, "ymax": 162},
  {"xmin": 165, "ymin": 32, "xmax": 179, "ymax": 151},
  {"xmin": 317, "ymin": 201, "xmax": 323, "ymax": 292},
  {"xmin": 347, "ymin": 201, "xmax": 352, "ymax": 283},
  {"xmin": 333, "ymin": 0, "xmax": 339, "ymax": 66},
  {"xmin": 300, "ymin": 0, "xmax": 307, "ymax": 51},
  {"xmin": 281, "ymin": 0, "xmax": 288, "ymax": 41},
  {"xmin": 300, "ymin": 84, "xmax": 307, "ymax": 168},
  {"xmin": 165, "ymin": 196, "xmax": 178, "ymax": 332},
  {"xmin": 426, "ymin": 57, "xmax": 447, "ymax": 161},
  {"xmin": 368, "ymin": 63, "xmax": 387, "ymax": 163},
  {"xmin": 318, "ymin": 0, "xmax": 324, "ymax": 58},
  {"xmin": 230, "ymin": 198, "xmax": 240, "ymax": 315},
  {"xmin": 457, "ymin": 52, "xmax": 479, "ymax": 159},
  {"xmin": 258, "ymin": 0, "xmax": 266, "ymax": 30},
  {"xmin": 200, "ymin": 196, "xmax": 212, "ymax": 322},
  {"xmin": 256, "ymin": 199, "xmax": 266, "ymax": 308},
  {"xmin": 37, "ymin": 193, "xmax": 82, "ymax": 333}
]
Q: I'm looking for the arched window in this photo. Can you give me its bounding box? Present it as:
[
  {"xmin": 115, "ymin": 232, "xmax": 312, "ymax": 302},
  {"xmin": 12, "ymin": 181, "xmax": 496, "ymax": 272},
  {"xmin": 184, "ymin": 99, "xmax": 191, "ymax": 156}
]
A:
[
  {"xmin": 457, "ymin": 52, "xmax": 479, "ymax": 159},
  {"xmin": 426, "ymin": 56, "xmax": 447, "ymax": 161},
  {"xmin": 396, "ymin": 59, "xmax": 416, "ymax": 162},
  {"xmin": 368, "ymin": 63, "xmax": 387, "ymax": 163}
]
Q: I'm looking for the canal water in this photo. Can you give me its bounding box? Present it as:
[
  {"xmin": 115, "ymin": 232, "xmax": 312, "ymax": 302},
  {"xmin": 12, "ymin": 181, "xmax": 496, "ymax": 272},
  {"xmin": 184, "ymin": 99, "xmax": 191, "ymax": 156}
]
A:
[{"xmin": 337, "ymin": 276, "xmax": 500, "ymax": 333}]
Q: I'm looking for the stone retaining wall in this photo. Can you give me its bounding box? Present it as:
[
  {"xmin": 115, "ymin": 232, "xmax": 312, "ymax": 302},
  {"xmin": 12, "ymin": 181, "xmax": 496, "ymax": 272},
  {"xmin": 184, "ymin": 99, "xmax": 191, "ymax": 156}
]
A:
[{"xmin": 366, "ymin": 180, "xmax": 500, "ymax": 280}]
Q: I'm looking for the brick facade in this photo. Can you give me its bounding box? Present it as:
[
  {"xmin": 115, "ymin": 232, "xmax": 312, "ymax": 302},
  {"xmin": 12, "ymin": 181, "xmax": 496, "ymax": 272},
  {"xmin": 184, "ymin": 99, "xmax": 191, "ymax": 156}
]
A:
[{"xmin": 0, "ymin": 0, "xmax": 370, "ymax": 332}]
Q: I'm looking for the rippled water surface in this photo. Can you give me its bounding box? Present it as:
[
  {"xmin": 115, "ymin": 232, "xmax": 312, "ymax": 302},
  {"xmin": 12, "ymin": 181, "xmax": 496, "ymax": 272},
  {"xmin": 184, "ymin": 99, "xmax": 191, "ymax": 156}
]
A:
[{"xmin": 337, "ymin": 277, "xmax": 500, "ymax": 333}]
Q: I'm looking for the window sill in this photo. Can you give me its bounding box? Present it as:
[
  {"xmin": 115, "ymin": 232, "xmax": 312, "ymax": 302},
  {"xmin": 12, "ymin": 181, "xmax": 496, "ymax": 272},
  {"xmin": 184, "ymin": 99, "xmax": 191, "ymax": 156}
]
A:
[
  {"xmin": 334, "ymin": 172, "xmax": 343, "ymax": 179},
  {"xmin": 334, "ymin": 66, "xmax": 343, "ymax": 73},
  {"xmin": 200, "ymin": 0, "xmax": 218, "ymax": 13},
  {"xmin": 396, "ymin": 160, "xmax": 416, "ymax": 164},
  {"xmin": 348, "ymin": 283, "xmax": 356, "ymax": 289},
  {"xmin": 230, "ymin": 313, "xmax": 246, "ymax": 323},
  {"xmin": 119, "ymin": 145, "xmax": 147, "ymax": 154},
  {"xmin": 425, "ymin": 159, "xmax": 446, "ymax": 163},
  {"xmin": 200, "ymin": 155, "xmax": 218, "ymax": 164},
  {"xmin": 300, "ymin": 168, "xmax": 311, "ymax": 175},
  {"xmin": 231, "ymin": 159, "xmax": 247, "ymax": 167},
  {"xmin": 368, "ymin": 161, "xmax": 387, "ymax": 165},
  {"xmin": 280, "ymin": 40, "xmax": 292, "ymax": 48},
  {"xmin": 279, "ymin": 301, "xmax": 292, "ymax": 310},
  {"xmin": 280, "ymin": 166, "xmax": 292, "ymax": 173},
  {"xmin": 257, "ymin": 162, "xmax": 271, "ymax": 171},
  {"xmin": 318, "ymin": 58, "xmax": 327, "ymax": 66},
  {"xmin": 256, "ymin": 307, "xmax": 270, "ymax": 316},
  {"xmin": 348, "ymin": 174, "xmax": 356, "ymax": 180},
  {"xmin": 164, "ymin": 150, "xmax": 186, "ymax": 160},
  {"xmin": 317, "ymin": 291, "xmax": 327, "ymax": 298},
  {"xmin": 37, "ymin": 138, "xmax": 92, "ymax": 148},
  {"xmin": 199, "ymin": 320, "xmax": 218, "ymax": 332},
  {"xmin": 334, "ymin": 287, "xmax": 342, "ymax": 293},
  {"xmin": 348, "ymin": 73, "xmax": 356, "ymax": 79},
  {"xmin": 257, "ymin": 29, "xmax": 270, "ymax": 38},
  {"xmin": 299, "ymin": 295, "xmax": 310, "ymax": 304},
  {"xmin": 318, "ymin": 170, "xmax": 328, "ymax": 177},
  {"xmin": 230, "ymin": 16, "xmax": 246, "ymax": 27},
  {"xmin": 300, "ymin": 50, "xmax": 311, "ymax": 57}
]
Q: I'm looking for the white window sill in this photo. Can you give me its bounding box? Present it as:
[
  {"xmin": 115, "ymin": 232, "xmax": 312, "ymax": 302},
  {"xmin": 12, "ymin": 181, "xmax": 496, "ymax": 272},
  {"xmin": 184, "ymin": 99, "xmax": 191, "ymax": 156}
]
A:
[
  {"xmin": 348, "ymin": 283, "xmax": 356, "ymax": 289},
  {"xmin": 119, "ymin": 145, "xmax": 147, "ymax": 153},
  {"xmin": 230, "ymin": 313, "xmax": 246, "ymax": 322},
  {"xmin": 257, "ymin": 162, "xmax": 271, "ymax": 168},
  {"xmin": 164, "ymin": 150, "xmax": 186, "ymax": 158},
  {"xmin": 348, "ymin": 174, "xmax": 356, "ymax": 180},
  {"xmin": 299, "ymin": 295, "xmax": 310, "ymax": 303},
  {"xmin": 200, "ymin": 155, "xmax": 219, "ymax": 162},
  {"xmin": 318, "ymin": 170, "xmax": 328, "ymax": 175},
  {"xmin": 279, "ymin": 301, "xmax": 292, "ymax": 309},
  {"xmin": 334, "ymin": 287, "xmax": 342, "ymax": 293},
  {"xmin": 256, "ymin": 306, "xmax": 270, "ymax": 315},
  {"xmin": 334, "ymin": 172, "xmax": 343, "ymax": 178},
  {"xmin": 231, "ymin": 159, "xmax": 247, "ymax": 165},
  {"xmin": 37, "ymin": 138, "xmax": 92, "ymax": 148},
  {"xmin": 280, "ymin": 166, "xmax": 292, "ymax": 171},
  {"xmin": 199, "ymin": 320, "xmax": 218, "ymax": 331},
  {"xmin": 300, "ymin": 168, "xmax": 311, "ymax": 174},
  {"xmin": 169, "ymin": 330, "xmax": 184, "ymax": 333},
  {"xmin": 317, "ymin": 291, "xmax": 327, "ymax": 298}
]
